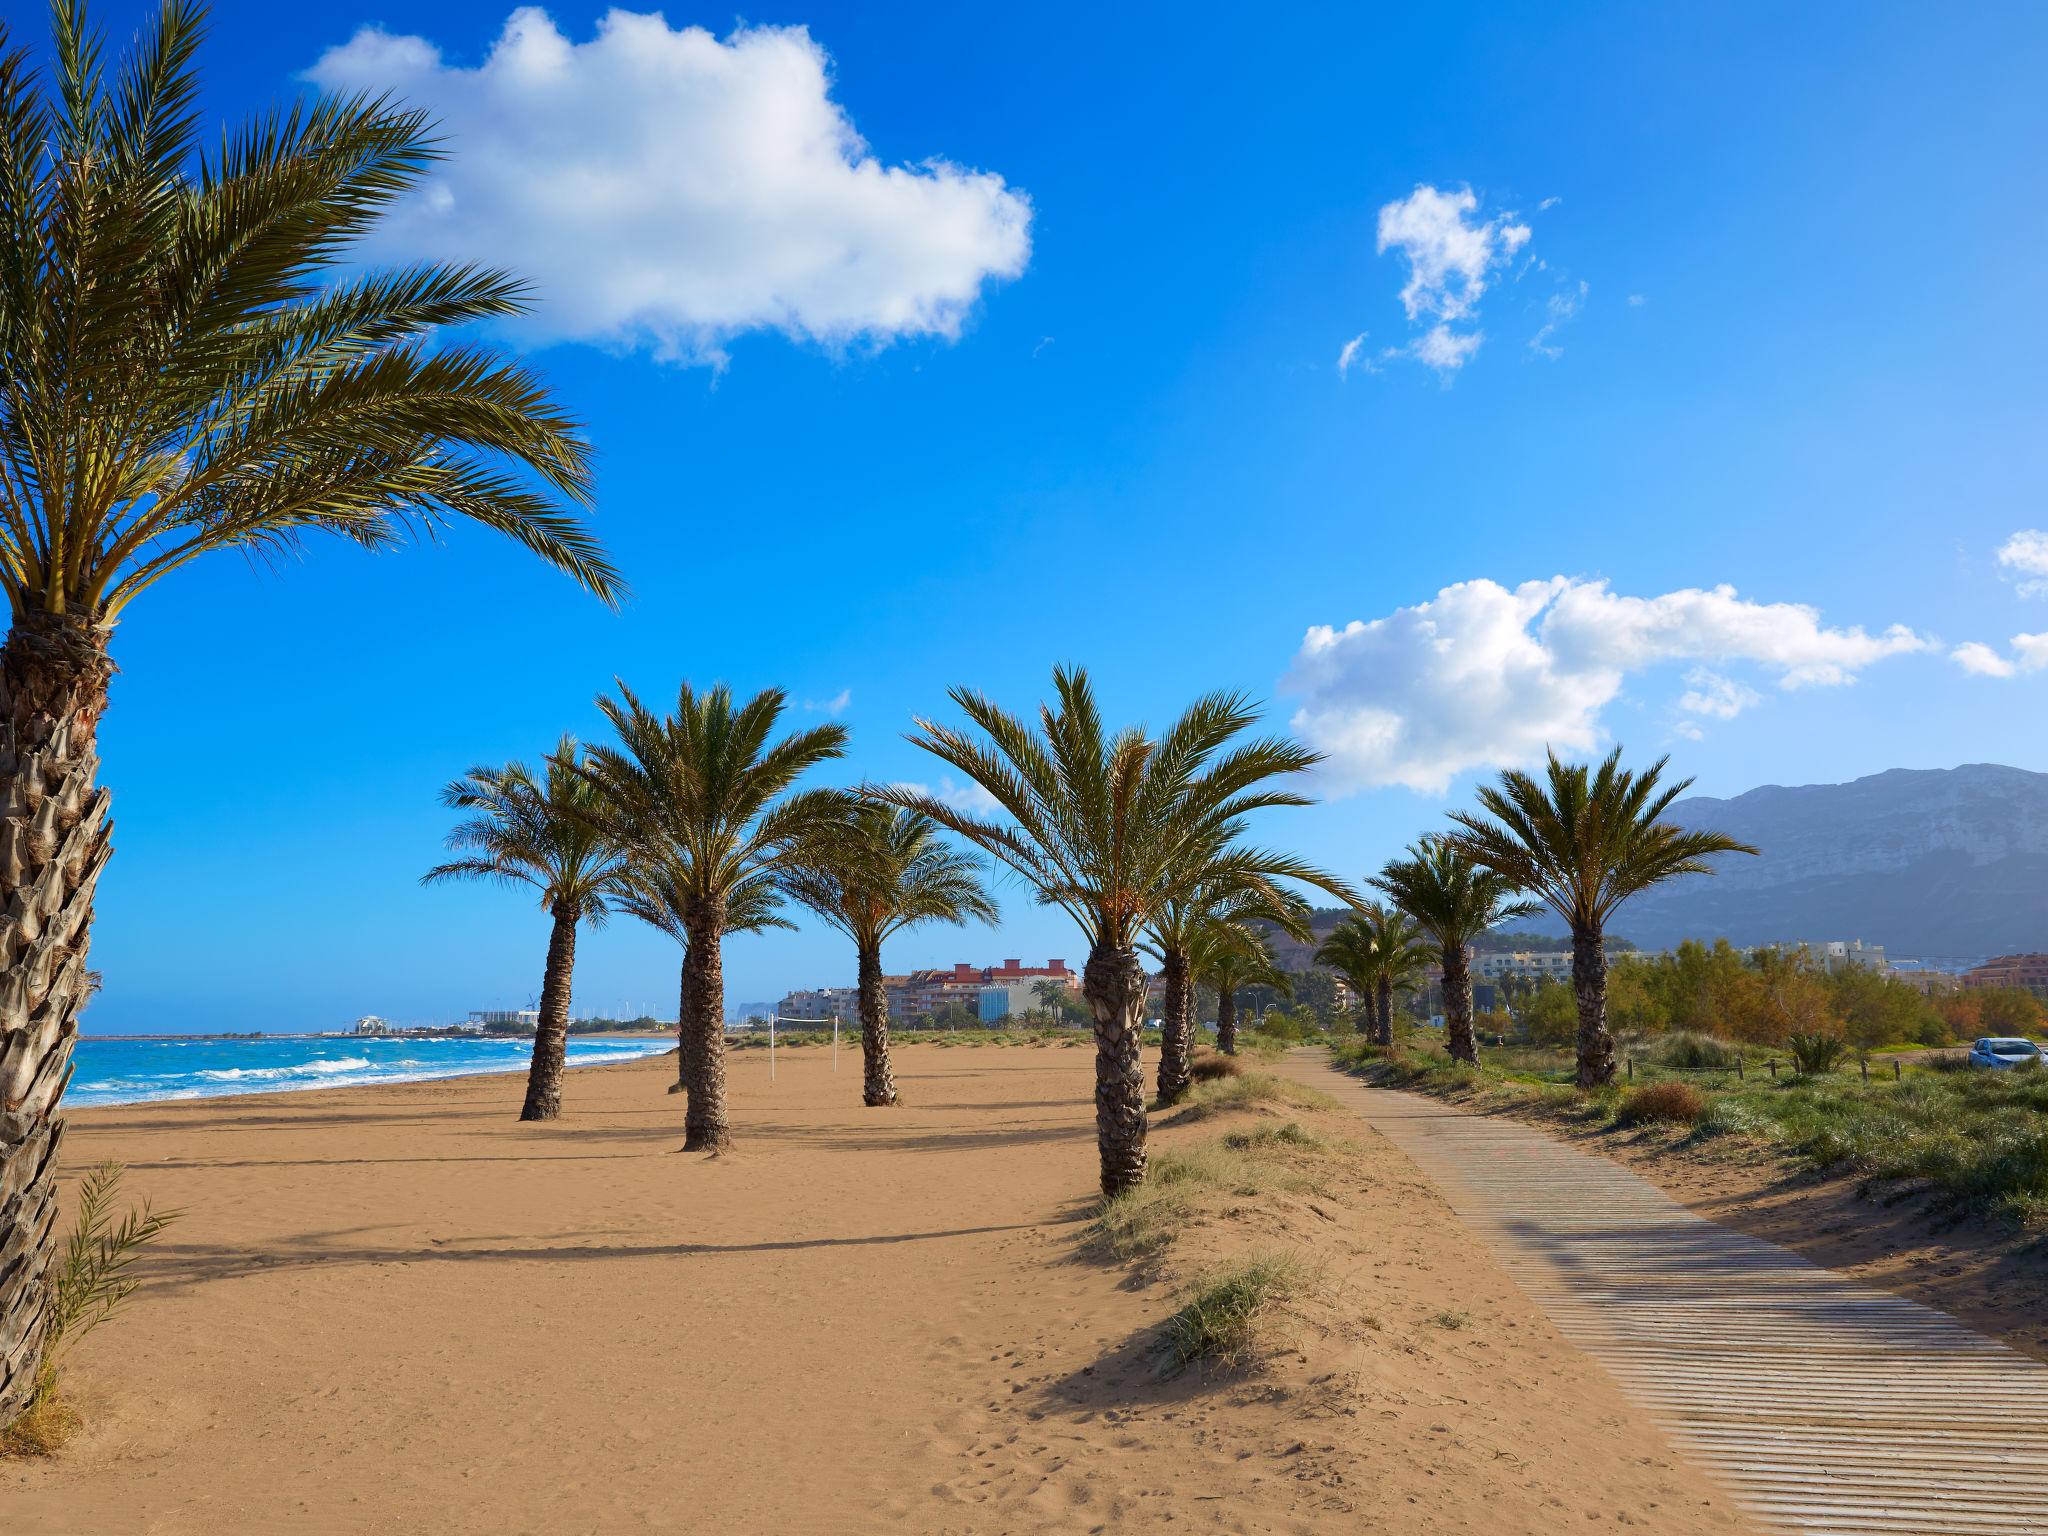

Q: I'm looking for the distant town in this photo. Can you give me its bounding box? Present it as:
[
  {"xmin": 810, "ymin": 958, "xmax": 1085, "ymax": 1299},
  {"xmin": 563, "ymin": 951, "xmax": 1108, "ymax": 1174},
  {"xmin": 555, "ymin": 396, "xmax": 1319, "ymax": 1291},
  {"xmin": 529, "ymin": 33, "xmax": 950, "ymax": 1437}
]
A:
[{"xmin": 347, "ymin": 938, "xmax": 2048, "ymax": 1041}]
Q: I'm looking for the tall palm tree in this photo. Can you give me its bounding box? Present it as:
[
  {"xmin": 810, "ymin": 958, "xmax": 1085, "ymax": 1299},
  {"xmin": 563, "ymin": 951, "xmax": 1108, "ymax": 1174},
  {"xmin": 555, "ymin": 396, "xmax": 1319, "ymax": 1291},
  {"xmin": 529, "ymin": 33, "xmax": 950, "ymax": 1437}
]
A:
[
  {"xmin": 1189, "ymin": 919, "xmax": 1289, "ymax": 1056},
  {"xmin": 1364, "ymin": 904, "xmax": 1432, "ymax": 1047},
  {"xmin": 423, "ymin": 739, "xmax": 621, "ymax": 1121},
  {"xmin": 0, "ymin": 2, "xmax": 612, "ymax": 1426},
  {"xmin": 1373, "ymin": 837, "xmax": 1534, "ymax": 1066},
  {"xmin": 778, "ymin": 800, "xmax": 997, "ymax": 1106},
  {"xmin": 1449, "ymin": 748, "xmax": 1758, "ymax": 1088},
  {"xmin": 586, "ymin": 683, "xmax": 847, "ymax": 1152},
  {"xmin": 875, "ymin": 667, "xmax": 1326, "ymax": 1195},
  {"xmin": 1146, "ymin": 859, "xmax": 1327, "ymax": 1103}
]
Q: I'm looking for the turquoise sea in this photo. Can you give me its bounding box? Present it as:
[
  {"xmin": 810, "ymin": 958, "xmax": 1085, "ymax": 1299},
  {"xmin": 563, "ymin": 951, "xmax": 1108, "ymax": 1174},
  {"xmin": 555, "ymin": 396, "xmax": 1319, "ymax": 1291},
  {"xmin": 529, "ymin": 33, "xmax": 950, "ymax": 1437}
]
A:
[{"xmin": 66, "ymin": 1033, "xmax": 674, "ymax": 1107}]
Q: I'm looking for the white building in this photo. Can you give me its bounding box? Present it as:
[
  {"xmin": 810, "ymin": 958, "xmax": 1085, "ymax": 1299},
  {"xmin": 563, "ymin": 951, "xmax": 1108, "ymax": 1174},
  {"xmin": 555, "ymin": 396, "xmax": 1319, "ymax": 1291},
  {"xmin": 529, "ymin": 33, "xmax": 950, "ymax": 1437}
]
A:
[
  {"xmin": 1807, "ymin": 940, "xmax": 1887, "ymax": 975},
  {"xmin": 469, "ymin": 1009, "xmax": 540, "ymax": 1031},
  {"xmin": 353, "ymin": 1015, "xmax": 392, "ymax": 1035},
  {"xmin": 1472, "ymin": 951, "xmax": 1574, "ymax": 982},
  {"xmin": 777, "ymin": 987, "xmax": 859, "ymax": 1021}
]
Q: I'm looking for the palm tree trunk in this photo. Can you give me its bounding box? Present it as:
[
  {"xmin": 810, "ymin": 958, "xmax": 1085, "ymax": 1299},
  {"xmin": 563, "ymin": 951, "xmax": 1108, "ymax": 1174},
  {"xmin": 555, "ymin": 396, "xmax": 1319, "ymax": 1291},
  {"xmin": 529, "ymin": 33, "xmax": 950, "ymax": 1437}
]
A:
[
  {"xmin": 519, "ymin": 903, "xmax": 579, "ymax": 1121},
  {"xmin": 1572, "ymin": 927, "xmax": 1616, "ymax": 1088},
  {"xmin": 1083, "ymin": 943, "xmax": 1147, "ymax": 1196},
  {"xmin": 1375, "ymin": 977, "xmax": 1394, "ymax": 1048},
  {"xmin": 681, "ymin": 900, "xmax": 730, "ymax": 1152},
  {"xmin": 1216, "ymin": 987, "xmax": 1237, "ymax": 1056},
  {"xmin": 0, "ymin": 611, "xmax": 116, "ymax": 1426},
  {"xmin": 1442, "ymin": 945, "xmax": 1479, "ymax": 1065},
  {"xmin": 856, "ymin": 939, "xmax": 896, "ymax": 1107},
  {"xmin": 667, "ymin": 956, "xmax": 690, "ymax": 1094},
  {"xmin": 1155, "ymin": 948, "xmax": 1193, "ymax": 1103}
]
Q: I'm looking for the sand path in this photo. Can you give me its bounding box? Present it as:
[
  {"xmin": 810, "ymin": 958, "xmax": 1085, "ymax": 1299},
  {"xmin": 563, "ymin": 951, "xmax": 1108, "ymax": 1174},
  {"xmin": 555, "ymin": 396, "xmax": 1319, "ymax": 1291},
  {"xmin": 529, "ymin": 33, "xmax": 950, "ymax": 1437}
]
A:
[{"xmin": 1289, "ymin": 1055, "xmax": 2048, "ymax": 1535}]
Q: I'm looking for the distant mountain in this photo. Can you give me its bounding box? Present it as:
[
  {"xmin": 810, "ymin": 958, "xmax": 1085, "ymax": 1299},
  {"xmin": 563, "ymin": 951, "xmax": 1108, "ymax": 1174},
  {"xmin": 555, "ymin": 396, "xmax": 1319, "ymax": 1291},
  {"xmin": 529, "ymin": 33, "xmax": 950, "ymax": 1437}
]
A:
[{"xmin": 1590, "ymin": 764, "xmax": 2048, "ymax": 957}]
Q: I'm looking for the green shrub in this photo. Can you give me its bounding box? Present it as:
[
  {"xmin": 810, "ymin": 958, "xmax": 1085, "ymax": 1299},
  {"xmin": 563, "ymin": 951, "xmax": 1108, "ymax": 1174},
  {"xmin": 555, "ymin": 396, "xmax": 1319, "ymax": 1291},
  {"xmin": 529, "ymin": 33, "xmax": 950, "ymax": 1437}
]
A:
[
  {"xmin": 1615, "ymin": 1080, "xmax": 1706, "ymax": 1127},
  {"xmin": 1786, "ymin": 1033, "xmax": 1849, "ymax": 1077},
  {"xmin": 1161, "ymin": 1252, "xmax": 1311, "ymax": 1371},
  {"xmin": 1652, "ymin": 1032, "xmax": 1739, "ymax": 1070}
]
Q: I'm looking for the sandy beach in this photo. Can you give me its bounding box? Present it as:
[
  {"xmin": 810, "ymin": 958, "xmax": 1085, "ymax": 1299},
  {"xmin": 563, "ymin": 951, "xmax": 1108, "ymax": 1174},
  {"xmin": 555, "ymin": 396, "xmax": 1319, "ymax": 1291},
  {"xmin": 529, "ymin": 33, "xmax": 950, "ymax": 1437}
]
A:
[{"xmin": 7, "ymin": 1042, "xmax": 1751, "ymax": 1535}]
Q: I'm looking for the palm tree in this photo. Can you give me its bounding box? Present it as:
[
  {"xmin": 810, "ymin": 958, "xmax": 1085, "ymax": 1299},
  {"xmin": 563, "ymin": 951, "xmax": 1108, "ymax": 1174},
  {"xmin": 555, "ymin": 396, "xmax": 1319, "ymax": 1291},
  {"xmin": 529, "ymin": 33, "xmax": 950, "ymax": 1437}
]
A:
[
  {"xmin": 423, "ymin": 739, "xmax": 621, "ymax": 1121},
  {"xmin": 1364, "ymin": 904, "xmax": 1432, "ymax": 1047},
  {"xmin": 0, "ymin": 3, "xmax": 612, "ymax": 1425},
  {"xmin": 585, "ymin": 683, "xmax": 847, "ymax": 1152},
  {"xmin": 1311, "ymin": 913, "xmax": 1382, "ymax": 1037},
  {"xmin": 1449, "ymin": 748, "xmax": 1758, "ymax": 1088},
  {"xmin": 1373, "ymin": 838, "xmax": 1534, "ymax": 1066},
  {"xmin": 875, "ymin": 667, "xmax": 1326, "ymax": 1195},
  {"xmin": 1146, "ymin": 859, "xmax": 1328, "ymax": 1103},
  {"xmin": 778, "ymin": 800, "xmax": 997, "ymax": 1106},
  {"xmin": 1189, "ymin": 920, "xmax": 1289, "ymax": 1056},
  {"xmin": 1032, "ymin": 977, "xmax": 1076, "ymax": 1025}
]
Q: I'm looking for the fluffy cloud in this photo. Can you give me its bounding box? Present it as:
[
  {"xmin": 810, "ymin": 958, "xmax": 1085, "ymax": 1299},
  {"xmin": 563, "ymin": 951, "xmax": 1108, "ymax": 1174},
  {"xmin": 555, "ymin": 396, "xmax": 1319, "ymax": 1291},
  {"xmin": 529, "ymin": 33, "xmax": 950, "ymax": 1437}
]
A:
[
  {"xmin": 1996, "ymin": 530, "xmax": 2048, "ymax": 597},
  {"xmin": 892, "ymin": 776, "xmax": 1004, "ymax": 817},
  {"xmin": 307, "ymin": 10, "xmax": 1031, "ymax": 362},
  {"xmin": 1283, "ymin": 577, "xmax": 1930, "ymax": 794},
  {"xmin": 803, "ymin": 688, "xmax": 852, "ymax": 716},
  {"xmin": 1951, "ymin": 634, "xmax": 2048, "ymax": 678},
  {"xmin": 1372, "ymin": 184, "xmax": 1529, "ymax": 375}
]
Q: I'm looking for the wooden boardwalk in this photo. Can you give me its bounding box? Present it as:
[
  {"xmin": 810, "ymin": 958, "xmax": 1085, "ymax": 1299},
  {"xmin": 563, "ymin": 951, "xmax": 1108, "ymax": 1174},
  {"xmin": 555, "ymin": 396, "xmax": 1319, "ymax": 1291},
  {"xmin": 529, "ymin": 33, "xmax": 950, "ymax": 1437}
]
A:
[{"xmin": 1290, "ymin": 1059, "xmax": 2048, "ymax": 1536}]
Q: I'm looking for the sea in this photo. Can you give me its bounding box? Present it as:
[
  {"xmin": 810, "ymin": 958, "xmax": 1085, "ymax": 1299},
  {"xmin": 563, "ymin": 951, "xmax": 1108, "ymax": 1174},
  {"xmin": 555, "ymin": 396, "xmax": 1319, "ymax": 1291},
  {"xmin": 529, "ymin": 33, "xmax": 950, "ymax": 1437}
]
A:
[{"xmin": 66, "ymin": 1033, "xmax": 675, "ymax": 1108}]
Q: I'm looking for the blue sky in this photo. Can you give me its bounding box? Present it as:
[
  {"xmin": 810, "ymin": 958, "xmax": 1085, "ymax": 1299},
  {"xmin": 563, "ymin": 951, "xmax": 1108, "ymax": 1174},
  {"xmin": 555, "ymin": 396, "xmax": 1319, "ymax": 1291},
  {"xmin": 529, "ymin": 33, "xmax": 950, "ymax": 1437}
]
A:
[{"xmin": 63, "ymin": 0, "xmax": 2048, "ymax": 1031}]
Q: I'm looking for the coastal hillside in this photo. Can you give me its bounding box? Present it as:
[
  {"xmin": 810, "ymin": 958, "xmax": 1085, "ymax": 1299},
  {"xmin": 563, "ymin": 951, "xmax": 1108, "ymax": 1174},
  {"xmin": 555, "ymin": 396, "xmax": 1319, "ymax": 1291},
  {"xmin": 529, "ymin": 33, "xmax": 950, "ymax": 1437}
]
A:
[{"xmin": 1551, "ymin": 763, "xmax": 2048, "ymax": 956}]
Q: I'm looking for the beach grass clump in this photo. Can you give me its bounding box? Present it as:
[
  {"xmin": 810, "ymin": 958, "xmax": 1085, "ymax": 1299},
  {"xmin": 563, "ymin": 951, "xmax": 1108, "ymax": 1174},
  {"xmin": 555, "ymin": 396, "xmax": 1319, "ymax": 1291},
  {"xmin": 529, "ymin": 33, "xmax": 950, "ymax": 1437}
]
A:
[
  {"xmin": 1174, "ymin": 1071, "xmax": 1336, "ymax": 1120},
  {"xmin": 1614, "ymin": 1081, "xmax": 1706, "ymax": 1127},
  {"xmin": 1651, "ymin": 1032, "xmax": 1741, "ymax": 1071},
  {"xmin": 1189, "ymin": 1052, "xmax": 1243, "ymax": 1082},
  {"xmin": 1222, "ymin": 1120, "xmax": 1324, "ymax": 1152},
  {"xmin": 1091, "ymin": 1128, "xmax": 1333, "ymax": 1259},
  {"xmin": 1161, "ymin": 1251, "xmax": 1315, "ymax": 1371}
]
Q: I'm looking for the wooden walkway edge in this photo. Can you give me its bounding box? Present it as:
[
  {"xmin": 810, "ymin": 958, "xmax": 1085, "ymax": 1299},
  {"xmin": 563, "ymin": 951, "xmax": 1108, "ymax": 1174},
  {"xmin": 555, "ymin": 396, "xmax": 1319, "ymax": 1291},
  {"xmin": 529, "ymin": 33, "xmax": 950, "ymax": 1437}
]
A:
[{"xmin": 1286, "ymin": 1056, "xmax": 2048, "ymax": 1535}]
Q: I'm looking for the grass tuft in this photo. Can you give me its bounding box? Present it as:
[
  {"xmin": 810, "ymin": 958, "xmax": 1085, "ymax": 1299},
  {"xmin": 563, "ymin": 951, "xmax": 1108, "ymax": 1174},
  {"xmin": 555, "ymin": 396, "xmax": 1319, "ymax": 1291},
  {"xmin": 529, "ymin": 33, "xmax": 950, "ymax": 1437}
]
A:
[
  {"xmin": 1161, "ymin": 1251, "xmax": 1313, "ymax": 1371},
  {"xmin": 1614, "ymin": 1081, "xmax": 1706, "ymax": 1127},
  {"xmin": 1427, "ymin": 1308, "xmax": 1473, "ymax": 1330},
  {"xmin": 1189, "ymin": 1052, "xmax": 1243, "ymax": 1082},
  {"xmin": 0, "ymin": 1392, "xmax": 80, "ymax": 1458},
  {"xmin": 1175, "ymin": 1071, "xmax": 1337, "ymax": 1121}
]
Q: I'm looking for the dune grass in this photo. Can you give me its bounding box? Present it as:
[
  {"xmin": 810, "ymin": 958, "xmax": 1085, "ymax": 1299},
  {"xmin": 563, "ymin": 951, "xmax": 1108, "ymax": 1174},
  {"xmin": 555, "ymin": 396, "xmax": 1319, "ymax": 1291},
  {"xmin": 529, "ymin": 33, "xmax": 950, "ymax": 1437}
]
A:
[
  {"xmin": 1333, "ymin": 1040, "xmax": 2048, "ymax": 1225},
  {"xmin": 1092, "ymin": 1119, "xmax": 1336, "ymax": 1259},
  {"xmin": 1170, "ymin": 1069, "xmax": 1338, "ymax": 1121},
  {"xmin": 1160, "ymin": 1251, "xmax": 1316, "ymax": 1372}
]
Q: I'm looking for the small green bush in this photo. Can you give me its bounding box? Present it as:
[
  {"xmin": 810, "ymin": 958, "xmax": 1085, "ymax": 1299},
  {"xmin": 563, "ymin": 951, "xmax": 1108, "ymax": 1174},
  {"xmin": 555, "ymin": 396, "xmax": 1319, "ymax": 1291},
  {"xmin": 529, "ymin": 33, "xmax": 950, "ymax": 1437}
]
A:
[
  {"xmin": 1161, "ymin": 1252, "xmax": 1311, "ymax": 1371},
  {"xmin": 1786, "ymin": 1033, "xmax": 1849, "ymax": 1077},
  {"xmin": 1615, "ymin": 1080, "xmax": 1706, "ymax": 1127}
]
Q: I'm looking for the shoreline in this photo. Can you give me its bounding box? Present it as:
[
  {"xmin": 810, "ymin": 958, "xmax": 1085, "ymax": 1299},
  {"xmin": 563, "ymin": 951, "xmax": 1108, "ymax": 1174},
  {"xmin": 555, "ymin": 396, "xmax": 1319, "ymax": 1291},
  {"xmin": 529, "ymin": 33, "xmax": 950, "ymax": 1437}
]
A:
[{"xmin": 63, "ymin": 1033, "xmax": 678, "ymax": 1111}]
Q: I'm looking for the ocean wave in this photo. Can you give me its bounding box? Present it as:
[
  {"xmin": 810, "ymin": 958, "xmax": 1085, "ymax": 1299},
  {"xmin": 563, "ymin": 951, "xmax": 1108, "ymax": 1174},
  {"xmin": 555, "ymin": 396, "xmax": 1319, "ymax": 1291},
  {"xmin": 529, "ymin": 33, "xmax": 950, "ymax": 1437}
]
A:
[{"xmin": 193, "ymin": 1057, "xmax": 374, "ymax": 1083}]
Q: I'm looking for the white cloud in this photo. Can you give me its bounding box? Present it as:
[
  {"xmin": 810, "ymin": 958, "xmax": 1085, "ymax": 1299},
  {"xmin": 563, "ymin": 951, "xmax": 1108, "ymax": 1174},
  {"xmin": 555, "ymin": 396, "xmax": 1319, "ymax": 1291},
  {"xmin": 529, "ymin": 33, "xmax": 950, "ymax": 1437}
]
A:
[
  {"xmin": 1951, "ymin": 633, "xmax": 2048, "ymax": 678},
  {"xmin": 307, "ymin": 10, "xmax": 1031, "ymax": 363},
  {"xmin": 892, "ymin": 776, "xmax": 1004, "ymax": 817},
  {"xmin": 803, "ymin": 688, "xmax": 852, "ymax": 716},
  {"xmin": 1283, "ymin": 577, "xmax": 1930, "ymax": 794},
  {"xmin": 1996, "ymin": 530, "xmax": 2048, "ymax": 597},
  {"xmin": 1336, "ymin": 332, "xmax": 1368, "ymax": 377},
  {"xmin": 1373, "ymin": 184, "xmax": 1530, "ymax": 376},
  {"xmin": 1677, "ymin": 668, "xmax": 1761, "ymax": 719},
  {"xmin": 1529, "ymin": 279, "xmax": 1588, "ymax": 360}
]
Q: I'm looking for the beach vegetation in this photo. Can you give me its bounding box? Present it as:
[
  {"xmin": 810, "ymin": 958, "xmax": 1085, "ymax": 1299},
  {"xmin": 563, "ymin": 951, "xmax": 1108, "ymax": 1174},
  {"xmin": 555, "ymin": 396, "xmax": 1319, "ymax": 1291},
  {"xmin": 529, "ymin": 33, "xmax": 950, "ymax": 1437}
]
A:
[
  {"xmin": 1373, "ymin": 838, "xmax": 1535, "ymax": 1067},
  {"xmin": 0, "ymin": 0, "xmax": 611, "ymax": 1422},
  {"xmin": 423, "ymin": 740, "xmax": 623, "ymax": 1121},
  {"xmin": 3, "ymin": 1164, "xmax": 176, "ymax": 1453},
  {"xmin": 775, "ymin": 801, "xmax": 997, "ymax": 1107},
  {"xmin": 585, "ymin": 683, "xmax": 847, "ymax": 1152},
  {"xmin": 875, "ymin": 666, "xmax": 1330, "ymax": 1197},
  {"xmin": 1160, "ymin": 1251, "xmax": 1314, "ymax": 1372},
  {"xmin": 1189, "ymin": 921, "xmax": 1289, "ymax": 1057},
  {"xmin": 1447, "ymin": 750, "xmax": 1758, "ymax": 1088}
]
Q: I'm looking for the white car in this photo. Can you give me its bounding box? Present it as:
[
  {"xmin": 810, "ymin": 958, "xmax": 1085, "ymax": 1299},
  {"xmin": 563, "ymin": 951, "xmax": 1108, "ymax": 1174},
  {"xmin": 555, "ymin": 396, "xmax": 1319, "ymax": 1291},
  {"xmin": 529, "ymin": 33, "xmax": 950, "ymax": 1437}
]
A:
[{"xmin": 1967, "ymin": 1037, "xmax": 2043, "ymax": 1070}]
